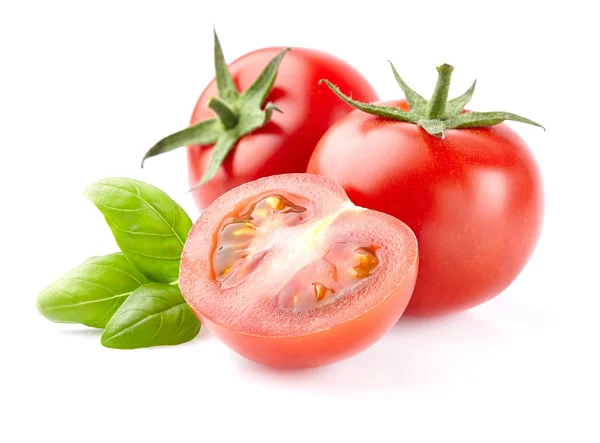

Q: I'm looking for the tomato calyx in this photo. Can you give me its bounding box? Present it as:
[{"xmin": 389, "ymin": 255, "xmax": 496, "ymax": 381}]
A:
[
  {"xmin": 320, "ymin": 62, "xmax": 545, "ymax": 138},
  {"xmin": 141, "ymin": 30, "xmax": 290, "ymax": 189}
]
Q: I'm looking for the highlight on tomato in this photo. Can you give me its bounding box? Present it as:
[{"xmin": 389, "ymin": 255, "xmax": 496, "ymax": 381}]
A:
[
  {"xmin": 141, "ymin": 30, "xmax": 377, "ymax": 211},
  {"xmin": 308, "ymin": 63, "xmax": 544, "ymax": 317},
  {"xmin": 179, "ymin": 174, "xmax": 418, "ymax": 368}
]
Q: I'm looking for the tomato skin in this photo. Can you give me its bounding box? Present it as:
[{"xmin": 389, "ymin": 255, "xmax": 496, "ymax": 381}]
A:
[
  {"xmin": 194, "ymin": 262, "xmax": 417, "ymax": 368},
  {"xmin": 187, "ymin": 48, "xmax": 378, "ymax": 211},
  {"xmin": 308, "ymin": 100, "xmax": 544, "ymax": 316}
]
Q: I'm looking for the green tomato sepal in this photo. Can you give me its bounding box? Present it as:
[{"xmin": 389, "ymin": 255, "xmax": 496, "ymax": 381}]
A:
[
  {"xmin": 320, "ymin": 62, "xmax": 544, "ymax": 138},
  {"xmin": 141, "ymin": 30, "xmax": 290, "ymax": 189}
]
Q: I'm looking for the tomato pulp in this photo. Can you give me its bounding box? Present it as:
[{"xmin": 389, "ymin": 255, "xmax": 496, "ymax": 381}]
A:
[
  {"xmin": 179, "ymin": 174, "xmax": 418, "ymax": 368},
  {"xmin": 187, "ymin": 48, "xmax": 377, "ymax": 210},
  {"xmin": 308, "ymin": 100, "xmax": 544, "ymax": 316}
]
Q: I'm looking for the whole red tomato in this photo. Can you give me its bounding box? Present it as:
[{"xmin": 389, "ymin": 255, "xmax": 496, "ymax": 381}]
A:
[
  {"xmin": 308, "ymin": 64, "xmax": 544, "ymax": 316},
  {"xmin": 142, "ymin": 31, "xmax": 377, "ymax": 211}
]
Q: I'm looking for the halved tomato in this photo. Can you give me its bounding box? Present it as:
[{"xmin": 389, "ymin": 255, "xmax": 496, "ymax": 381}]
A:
[{"xmin": 179, "ymin": 174, "xmax": 418, "ymax": 368}]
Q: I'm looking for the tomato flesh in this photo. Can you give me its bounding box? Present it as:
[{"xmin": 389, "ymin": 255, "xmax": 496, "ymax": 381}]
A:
[
  {"xmin": 187, "ymin": 47, "xmax": 378, "ymax": 211},
  {"xmin": 180, "ymin": 174, "xmax": 418, "ymax": 368}
]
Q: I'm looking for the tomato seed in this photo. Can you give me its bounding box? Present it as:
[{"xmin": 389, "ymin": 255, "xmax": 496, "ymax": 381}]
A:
[{"xmin": 313, "ymin": 282, "xmax": 329, "ymax": 301}]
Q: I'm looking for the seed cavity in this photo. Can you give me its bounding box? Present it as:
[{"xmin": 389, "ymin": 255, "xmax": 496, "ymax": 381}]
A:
[
  {"xmin": 277, "ymin": 243, "xmax": 382, "ymax": 312},
  {"xmin": 212, "ymin": 192, "xmax": 313, "ymax": 289}
]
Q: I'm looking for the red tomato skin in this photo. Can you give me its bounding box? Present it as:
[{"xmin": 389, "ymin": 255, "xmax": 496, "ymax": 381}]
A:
[
  {"xmin": 307, "ymin": 100, "xmax": 544, "ymax": 316},
  {"xmin": 187, "ymin": 48, "xmax": 378, "ymax": 211},
  {"xmin": 192, "ymin": 261, "xmax": 417, "ymax": 369}
]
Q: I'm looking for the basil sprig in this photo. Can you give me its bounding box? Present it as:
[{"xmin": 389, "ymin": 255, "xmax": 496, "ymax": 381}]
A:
[{"xmin": 37, "ymin": 178, "xmax": 201, "ymax": 349}]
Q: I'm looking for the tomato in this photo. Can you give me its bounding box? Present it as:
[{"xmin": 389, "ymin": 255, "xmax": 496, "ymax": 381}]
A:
[
  {"xmin": 143, "ymin": 32, "xmax": 377, "ymax": 211},
  {"xmin": 187, "ymin": 48, "xmax": 377, "ymax": 211},
  {"xmin": 179, "ymin": 174, "xmax": 418, "ymax": 368},
  {"xmin": 308, "ymin": 65, "xmax": 544, "ymax": 316}
]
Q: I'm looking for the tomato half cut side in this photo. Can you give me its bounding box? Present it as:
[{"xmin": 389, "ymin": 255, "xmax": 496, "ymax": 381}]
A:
[{"xmin": 179, "ymin": 174, "xmax": 418, "ymax": 369}]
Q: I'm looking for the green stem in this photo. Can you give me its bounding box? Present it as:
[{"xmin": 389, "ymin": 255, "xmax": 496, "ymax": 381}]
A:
[
  {"xmin": 426, "ymin": 64, "xmax": 454, "ymax": 119},
  {"xmin": 208, "ymin": 97, "xmax": 238, "ymax": 129}
]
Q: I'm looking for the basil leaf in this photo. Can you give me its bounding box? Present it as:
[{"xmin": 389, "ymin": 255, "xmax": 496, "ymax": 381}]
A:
[
  {"xmin": 37, "ymin": 253, "xmax": 151, "ymax": 328},
  {"xmin": 101, "ymin": 283, "xmax": 201, "ymax": 349},
  {"xmin": 84, "ymin": 178, "xmax": 192, "ymax": 283}
]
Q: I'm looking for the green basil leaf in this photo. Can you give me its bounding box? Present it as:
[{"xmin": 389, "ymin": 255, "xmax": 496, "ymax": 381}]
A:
[
  {"xmin": 101, "ymin": 283, "xmax": 200, "ymax": 349},
  {"xmin": 84, "ymin": 178, "xmax": 193, "ymax": 283},
  {"xmin": 37, "ymin": 253, "xmax": 151, "ymax": 328}
]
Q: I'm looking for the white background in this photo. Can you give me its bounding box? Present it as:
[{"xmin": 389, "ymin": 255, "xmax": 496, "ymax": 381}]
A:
[{"xmin": 2, "ymin": 1, "xmax": 599, "ymax": 441}]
